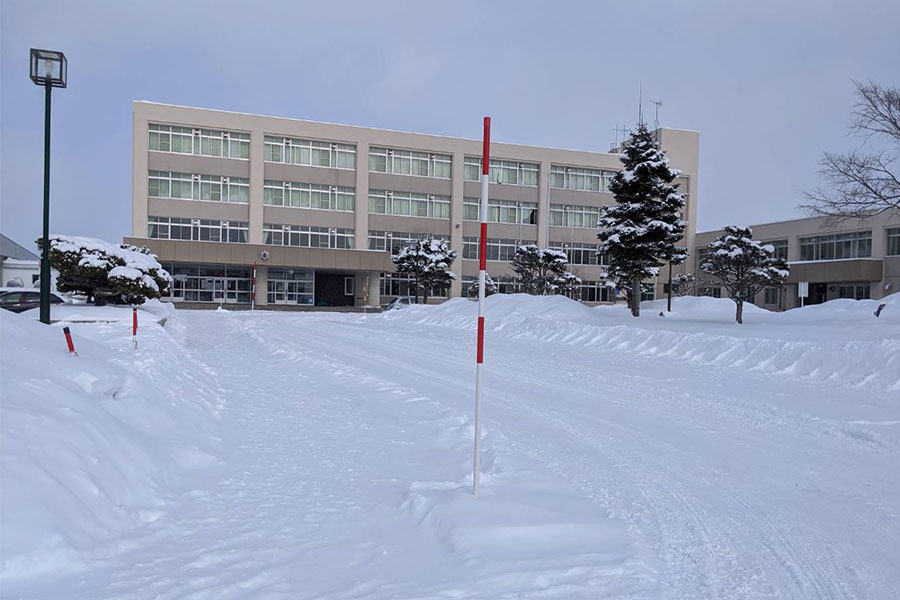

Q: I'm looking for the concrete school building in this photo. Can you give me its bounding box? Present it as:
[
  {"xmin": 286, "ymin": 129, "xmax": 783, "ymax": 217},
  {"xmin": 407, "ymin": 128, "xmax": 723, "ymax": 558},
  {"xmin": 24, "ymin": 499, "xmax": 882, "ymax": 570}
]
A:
[
  {"xmin": 694, "ymin": 208, "xmax": 900, "ymax": 310},
  {"xmin": 1, "ymin": 234, "xmax": 41, "ymax": 288},
  {"xmin": 125, "ymin": 101, "xmax": 700, "ymax": 309}
]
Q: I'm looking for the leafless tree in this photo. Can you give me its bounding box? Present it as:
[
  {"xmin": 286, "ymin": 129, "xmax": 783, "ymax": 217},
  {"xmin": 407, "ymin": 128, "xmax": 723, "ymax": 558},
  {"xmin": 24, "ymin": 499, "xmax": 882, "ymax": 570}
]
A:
[{"xmin": 801, "ymin": 82, "xmax": 900, "ymax": 222}]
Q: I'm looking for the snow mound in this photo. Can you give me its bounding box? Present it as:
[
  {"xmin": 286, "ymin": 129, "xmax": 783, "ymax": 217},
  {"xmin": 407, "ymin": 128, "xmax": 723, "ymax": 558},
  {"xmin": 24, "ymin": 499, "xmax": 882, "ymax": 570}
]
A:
[
  {"xmin": 384, "ymin": 294, "xmax": 900, "ymax": 391},
  {"xmin": 0, "ymin": 309, "xmax": 222, "ymax": 579}
]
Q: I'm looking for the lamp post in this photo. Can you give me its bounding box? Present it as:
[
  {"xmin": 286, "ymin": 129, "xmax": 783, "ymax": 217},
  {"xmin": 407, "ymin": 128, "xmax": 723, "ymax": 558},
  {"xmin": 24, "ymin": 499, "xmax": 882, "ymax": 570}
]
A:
[{"xmin": 29, "ymin": 49, "xmax": 67, "ymax": 325}]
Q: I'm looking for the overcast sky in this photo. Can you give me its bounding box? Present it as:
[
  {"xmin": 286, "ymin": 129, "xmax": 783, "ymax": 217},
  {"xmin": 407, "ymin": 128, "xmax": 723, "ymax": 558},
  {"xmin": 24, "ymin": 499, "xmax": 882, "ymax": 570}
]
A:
[{"xmin": 2, "ymin": 0, "xmax": 898, "ymax": 246}]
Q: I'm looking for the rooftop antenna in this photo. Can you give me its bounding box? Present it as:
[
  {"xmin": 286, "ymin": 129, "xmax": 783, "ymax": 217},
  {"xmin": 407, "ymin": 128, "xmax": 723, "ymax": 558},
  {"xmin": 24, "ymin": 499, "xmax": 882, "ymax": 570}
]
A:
[
  {"xmin": 649, "ymin": 100, "xmax": 662, "ymax": 130},
  {"xmin": 638, "ymin": 83, "xmax": 644, "ymax": 124}
]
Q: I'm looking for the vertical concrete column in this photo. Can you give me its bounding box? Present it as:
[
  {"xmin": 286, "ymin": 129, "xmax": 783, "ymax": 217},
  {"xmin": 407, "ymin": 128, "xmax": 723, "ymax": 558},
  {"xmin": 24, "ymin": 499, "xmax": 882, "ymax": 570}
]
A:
[
  {"xmin": 355, "ymin": 271, "xmax": 380, "ymax": 308},
  {"xmin": 354, "ymin": 140, "xmax": 369, "ymax": 251},
  {"xmin": 450, "ymin": 150, "xmax": 466, "ymax": 298},
  {"xmin": 537, "ymin": 161, "xmax": 551, "ymax": 247},
  {"xmin": 255, "ymin": 264, "xmax": 268, "ymax": 306},
  {"xmin": 132, "ymin": 105, "xmax": 149, "ymax": 237},
  {"xmin": 248, "ymin": 125, "xmax": 266, "ymax": 245}
]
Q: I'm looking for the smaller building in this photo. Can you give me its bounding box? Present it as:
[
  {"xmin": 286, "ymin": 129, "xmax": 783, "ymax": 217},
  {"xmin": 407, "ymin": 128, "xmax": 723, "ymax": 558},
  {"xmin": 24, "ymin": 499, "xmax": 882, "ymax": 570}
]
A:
[
  {"xmin": 694, "ymin": 208, "xmax": 900, "ymax": 310},
  {"xmin": 0, "ymin": 234, "xmax": 41, "ymax": 288}
]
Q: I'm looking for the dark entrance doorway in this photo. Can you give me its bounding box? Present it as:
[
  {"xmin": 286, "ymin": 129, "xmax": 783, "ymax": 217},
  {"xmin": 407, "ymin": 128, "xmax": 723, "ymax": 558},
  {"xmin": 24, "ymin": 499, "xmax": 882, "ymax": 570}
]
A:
[
  {"xmin": 314, "ymin": 272, "xmax": 355, "ymax": 307},
  {"xmin": 808, "ymin": 283, "xmax": 827, "ymax": 305}
]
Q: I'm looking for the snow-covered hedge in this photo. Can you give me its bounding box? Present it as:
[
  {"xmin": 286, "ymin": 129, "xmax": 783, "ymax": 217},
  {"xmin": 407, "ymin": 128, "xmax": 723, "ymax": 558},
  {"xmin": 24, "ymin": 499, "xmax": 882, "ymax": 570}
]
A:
[{"xmin": 41, "ymin": 235, "xmax": 171, "ymax": 305}]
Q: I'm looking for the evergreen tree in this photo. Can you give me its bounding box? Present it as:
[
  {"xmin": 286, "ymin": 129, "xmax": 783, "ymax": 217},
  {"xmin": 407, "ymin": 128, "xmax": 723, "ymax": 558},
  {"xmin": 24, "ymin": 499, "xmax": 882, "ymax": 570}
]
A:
[
  {"xmin": 393, "ymin": 237, "xmax": 457, "ymax": 304},
  {"xmin": 467, "ymin": 273, "xmax": 498, "ymax": 298},
  {"xmin": 40, "ymin": 235, "xmax": 170, "ymax": 305},
  {"xmin": 511, "ymin": 245, "xmax": 581, "ymax": 295},
  {"xmin": 598, "ymin": 122, "xmax": 687, "ymax": 317},
  {"xmin": 700, "ymin": 226, "xmax": 790, "ymax": 324}
]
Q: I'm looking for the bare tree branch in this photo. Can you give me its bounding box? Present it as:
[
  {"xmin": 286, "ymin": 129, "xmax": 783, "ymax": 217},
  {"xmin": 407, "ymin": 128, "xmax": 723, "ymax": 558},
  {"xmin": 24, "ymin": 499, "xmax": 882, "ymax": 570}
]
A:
[{"xmin": 851, "ymin": 81, "xmax": 900, "ymax": 142}]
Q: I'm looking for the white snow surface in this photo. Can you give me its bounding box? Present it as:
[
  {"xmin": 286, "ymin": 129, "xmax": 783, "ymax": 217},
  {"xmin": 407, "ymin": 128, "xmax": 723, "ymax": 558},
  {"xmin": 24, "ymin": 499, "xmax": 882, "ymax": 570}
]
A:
[{"xmin": 1, "ymin": 294, "xmax": 899, "ymax": 598}]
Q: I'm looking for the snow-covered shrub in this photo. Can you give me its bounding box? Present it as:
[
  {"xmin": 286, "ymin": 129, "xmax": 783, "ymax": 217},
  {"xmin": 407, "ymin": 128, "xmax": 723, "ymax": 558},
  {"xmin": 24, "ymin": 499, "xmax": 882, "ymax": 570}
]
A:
[
  {"xmin": 40, "ymin": 235, "xmax": 171, "ymax": 305},
  {"xmin": 700, "ymin": 225, "xmax": 789, "ymax": 323},
  {"xmin": 511, "ymin": 245, "xmax": 581, "ymax": 295},
  {"xmin": 466, "ymin": 273, "xmax": 498, "ymax": 297},
  {"xmin": 393, "ymin": 237, "xmax": 457, "ymax": 304}
]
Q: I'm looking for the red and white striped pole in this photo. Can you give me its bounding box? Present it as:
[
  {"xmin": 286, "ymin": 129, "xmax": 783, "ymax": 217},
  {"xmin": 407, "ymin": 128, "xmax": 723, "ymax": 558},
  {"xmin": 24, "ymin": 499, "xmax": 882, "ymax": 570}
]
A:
[
  {"xmin": 132, "ymin": 305, "xmax": 138, "ymax": 350},
  {"xmin": 250, "ymin": 260, "xmax": 257, "ymax": 311},
  {"xmin": 473, "ymin": 116, "xmax": 490, "ymax": 496}
]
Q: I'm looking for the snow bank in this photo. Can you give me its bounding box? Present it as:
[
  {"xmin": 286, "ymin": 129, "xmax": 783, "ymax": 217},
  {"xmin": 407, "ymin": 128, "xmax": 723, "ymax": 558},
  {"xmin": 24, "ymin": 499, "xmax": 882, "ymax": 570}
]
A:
[
  {"xmin": 0, "ymin": 308, "xmax": 222, "ymax": 579},
  {"xmin": 385, "ymin": 294, "xmax": 900, "ymax": 391},
  {"xmin": 23, "ymin": 301, "xmax": 173, "ymax": 324}
]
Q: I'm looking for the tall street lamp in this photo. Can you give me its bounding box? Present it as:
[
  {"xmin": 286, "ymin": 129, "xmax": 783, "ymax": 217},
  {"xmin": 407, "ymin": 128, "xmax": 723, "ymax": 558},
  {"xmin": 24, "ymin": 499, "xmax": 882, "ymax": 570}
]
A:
[{"xmin": 30, "ymin": 48, "xmax": 67, "ymax": 325}]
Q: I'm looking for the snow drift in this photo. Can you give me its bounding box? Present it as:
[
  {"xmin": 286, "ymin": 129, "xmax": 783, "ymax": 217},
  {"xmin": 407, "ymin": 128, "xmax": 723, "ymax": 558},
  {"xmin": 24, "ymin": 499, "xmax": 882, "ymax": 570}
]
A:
[
  {"xmin": 385, "ymin": 293, "xmax": 900, "ymax": 392},
  {"xmin": 0, "ymin": 308, "xmax": 222, "ymax": 579}
]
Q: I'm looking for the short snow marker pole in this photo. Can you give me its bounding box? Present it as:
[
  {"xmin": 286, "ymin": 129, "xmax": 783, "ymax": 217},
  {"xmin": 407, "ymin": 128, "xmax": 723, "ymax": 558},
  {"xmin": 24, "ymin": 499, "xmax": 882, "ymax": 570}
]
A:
[
  {"xmin": 473, "ymin": 116, "xmax": 490, "ymax": 497},
  {"xmin": 132, "ymin": 305, "xmax": 138, "ymax": 350},
  {"xmin": 63, "ymin": 326, "xmax": 77, "ymax": 356}
]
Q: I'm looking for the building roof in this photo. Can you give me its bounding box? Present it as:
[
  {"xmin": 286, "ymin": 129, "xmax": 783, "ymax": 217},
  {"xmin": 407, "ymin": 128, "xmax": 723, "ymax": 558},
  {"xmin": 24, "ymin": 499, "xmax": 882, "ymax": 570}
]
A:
[{"xmin": 0, "ymin": 234, "xmax": 40, "ymax": 261}]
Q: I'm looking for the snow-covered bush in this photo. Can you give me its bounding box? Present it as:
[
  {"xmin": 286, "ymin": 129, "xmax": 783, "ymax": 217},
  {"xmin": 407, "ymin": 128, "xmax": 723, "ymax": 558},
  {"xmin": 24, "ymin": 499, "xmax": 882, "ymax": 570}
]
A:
[
  {"xmin": 598, "ymin": 122, "xmax": 687, "ymax": 317},
  {"xmin": 40, "ymin": 235, "xmax": 171, "ymax": 305},
  {"xmin": 511, "ymin": 245, "xmax": 581, "ymax": 295},
  {"xmin": 700, "ymin": 226, "xmax": 790, "ymax": 323},
  {"xmin": 393, "ymin": 237, "xmax": 457, "ymax": 304},
  {"xmin": 466, "ymin": 273, "xmax": 498, "ymax": 298}
]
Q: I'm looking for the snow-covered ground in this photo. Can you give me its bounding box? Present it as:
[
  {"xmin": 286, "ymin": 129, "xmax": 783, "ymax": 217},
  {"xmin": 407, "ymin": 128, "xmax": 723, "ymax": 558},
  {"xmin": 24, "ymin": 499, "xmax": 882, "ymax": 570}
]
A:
[{"xmin": 1, "ymin": 294, "xmax": 898, "ymax": 599}]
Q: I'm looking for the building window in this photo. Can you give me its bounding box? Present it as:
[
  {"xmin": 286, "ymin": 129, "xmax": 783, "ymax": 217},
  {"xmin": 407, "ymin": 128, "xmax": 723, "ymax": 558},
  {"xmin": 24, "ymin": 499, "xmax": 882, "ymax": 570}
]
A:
[
  {"xmin": 462, "ymin": 237, "xmax": 527, "ymax": 262},
  {"xmin": 764, "ymin": 287, "xmax": 780, "ymax": 305},
  {"xmin": 369, "ymin": 147, "xmax": 451, "ymax": 179},
  {"xmin": 887, "ymin": 228, "xmax": 900, "ymax": 256},
  {"xmin": 368, "ymin": 189, "xmax": 451, "ymax": 219},
  {"xmin": 462, "ymin": 197, "xmax": 538, "ymax": 224},
  {"xmin": 267, "ymin": 269, "xmax": 314, "ymax": 305},
  {"xmin": 765, "ymin": 239, "xmax": 788, "ymax": 260},
  {"xmin": 641, "ymin": 283, "xmax": 655, "ymax": 302},
  {"xmin": 163, "ymin": 263, "xmax": 252, "ymax": 303},
  {"xmin": 548, "ymin": 242, "xmax": 607, "ymax": 265},
  {"xmin": 575, "ymin": 281, "xmax": 614, "ymax": 303},
  {"xmin": 149, "ymin": 124, "xmax": 250, "ymax": 159},
  {"xmin": 380, "ymin": 272, "xmax": 449, "ymax": 298},
  {"xmin": 263, "ymin": 224, "xmax": 354, "ymax": 249},
  {"xmin": 463, "ymin": 157, "xmax": 539, "ymax": 186},
  {"xmin": 549, "ymin": 165, "xmax": 616, "ymax": 192},
  {"xmin": 838, "ymin": 284, "xmax": 871, "ymax": 300},
  {"xmin": 367, "ymin": 231, "xmax": 450, "ymax": 255},
  {"xmin": 263, "ymin": 180, "xmax": 354, "ymax": 211},
  {"xmin": 699, "ymin": 286, "xmax": 721, "ymax": 298},
  {"xmin": 549, "ymin": 204, "xmax": 600, "ymax": 228},
  {"xmin": 799, "ymin": 231, "xmax": 872, "ymax": 261},
  {"xmin": 149, "ymin": 217, "xmax": 249, "ymax": 243},
  {"xmin": 263, "ymin": 136, "xmax": 356, "ymax": 169},
  {"xmin": 148, "ymin": 171, "xmax": 249, "ymax": 204},
  {"xmin": 461, "ymin": 275, "xmax": 525, "ymax": 295}
]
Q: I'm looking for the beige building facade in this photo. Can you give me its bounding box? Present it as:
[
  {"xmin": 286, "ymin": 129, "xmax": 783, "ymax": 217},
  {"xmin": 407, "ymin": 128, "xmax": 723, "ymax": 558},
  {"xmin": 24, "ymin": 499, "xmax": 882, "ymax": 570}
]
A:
[
  {"xmin": 128, "ymin": 101, "xmax": 699, "ymax": 308},
  {"xmin": 694, "ymin": 208, "xmax": 900, "ymax": 310}
]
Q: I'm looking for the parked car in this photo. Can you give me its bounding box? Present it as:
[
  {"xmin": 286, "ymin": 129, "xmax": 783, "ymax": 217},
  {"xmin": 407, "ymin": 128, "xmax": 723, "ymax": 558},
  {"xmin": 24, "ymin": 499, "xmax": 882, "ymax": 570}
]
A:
[
  {"xmin": 0, "ymin": 289, "xmax": 67, "ymax": 313},
  {"xmin": 384, "ymin": 296, "xmax": 421, "ymax": 311}
]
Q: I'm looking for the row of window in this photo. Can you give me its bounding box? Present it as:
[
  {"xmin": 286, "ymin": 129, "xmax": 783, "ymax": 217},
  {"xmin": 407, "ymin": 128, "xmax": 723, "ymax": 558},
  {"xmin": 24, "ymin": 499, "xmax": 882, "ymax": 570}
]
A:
[
  {"xmin": 367, "ymin": 230, "xmax": 450, "ymax": 254},
  {"xmin": 381, "ymin": 272, "xmax": 449, "ymax": 298},
  {"xmin": 263, "ymin": 224, "xmax": 354, "ymax": 249},
  {"xmin": 149, "ymin": 217, "xmax": 249, "ymax": 243},
  {"xmin": 263, "ymin": 181, "xmax": 355, "ymax": 211},
  {"xmin": 462, "ymin": 198, "xmax": 538, "ymax": 224},
  {"xmin": 149, "ymin": 124, "xmax": 250, "ymax": 159},
  {"xmin": 368, "ymin": 190, "xmax": 451, "ymax": 219},
  {"xmin": 549, "ymin": 166, "xmax": 616, "ymax": 192},
  {"xmin": 549, "ymin": 204, "xmax": 601, "ymax": 228},
  {"xmin": 799, "ymin": 231, "xmax": 872, "ymax": 261},
  {"xmin": 548, "ymin": 242, "xmax": 608, "ymax": 265},
  {"xmin": 461, "ymin": 237, "xmax": 536, "ymax": 262},
  {"xmin": 149, "ymin": 171, "xmax": 250, "ymax": 204},
  {"xmin": 463, "ymin": 157, "xmax": 540, "ymax": 186},
  {"xmin": 267, "ymin": 269, "xmax": 315, "ymax": 305},
  {"xmin": 369, "ymin": 147, "xmax": 451, "ymax": 179},
  {"xmin": 264, "ymin": 136, "xmax": 357, "ymax": 169}
]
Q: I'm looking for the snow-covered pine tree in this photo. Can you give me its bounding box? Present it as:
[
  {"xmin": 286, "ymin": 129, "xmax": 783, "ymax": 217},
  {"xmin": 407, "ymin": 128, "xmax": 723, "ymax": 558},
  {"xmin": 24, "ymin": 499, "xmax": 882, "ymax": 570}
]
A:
[
  {"xmin": 392, "ymin": 237, "xmax": 457, "ymax": 304},
  {"xmin": 511, "ymin": 245, "xmax": 580, "ymax": 295},
  {"xmin": 598, "ymin": 122, "xmax": 687, "ymax": 317},
  {"xmin": 467, "ymin": 273, "xmax": 498, "ymax": 298},
  {"xmin": 700, "ymin": 225, "xmax": 790, "ymax": 324},
  {"xmin": 672, "ymin": 272, "xmax": 699, "ymax": 297},
  {"xmin": 40, "ymin": 235, "xmax": 170, "ymax": 305}
]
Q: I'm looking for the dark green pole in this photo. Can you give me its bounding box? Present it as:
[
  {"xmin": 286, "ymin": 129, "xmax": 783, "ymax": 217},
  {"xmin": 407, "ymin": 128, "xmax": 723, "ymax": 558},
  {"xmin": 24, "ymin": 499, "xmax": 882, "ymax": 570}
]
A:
[{"xmin": 39, "ymin": 78, "xmax": 52, "ymax": 324}]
